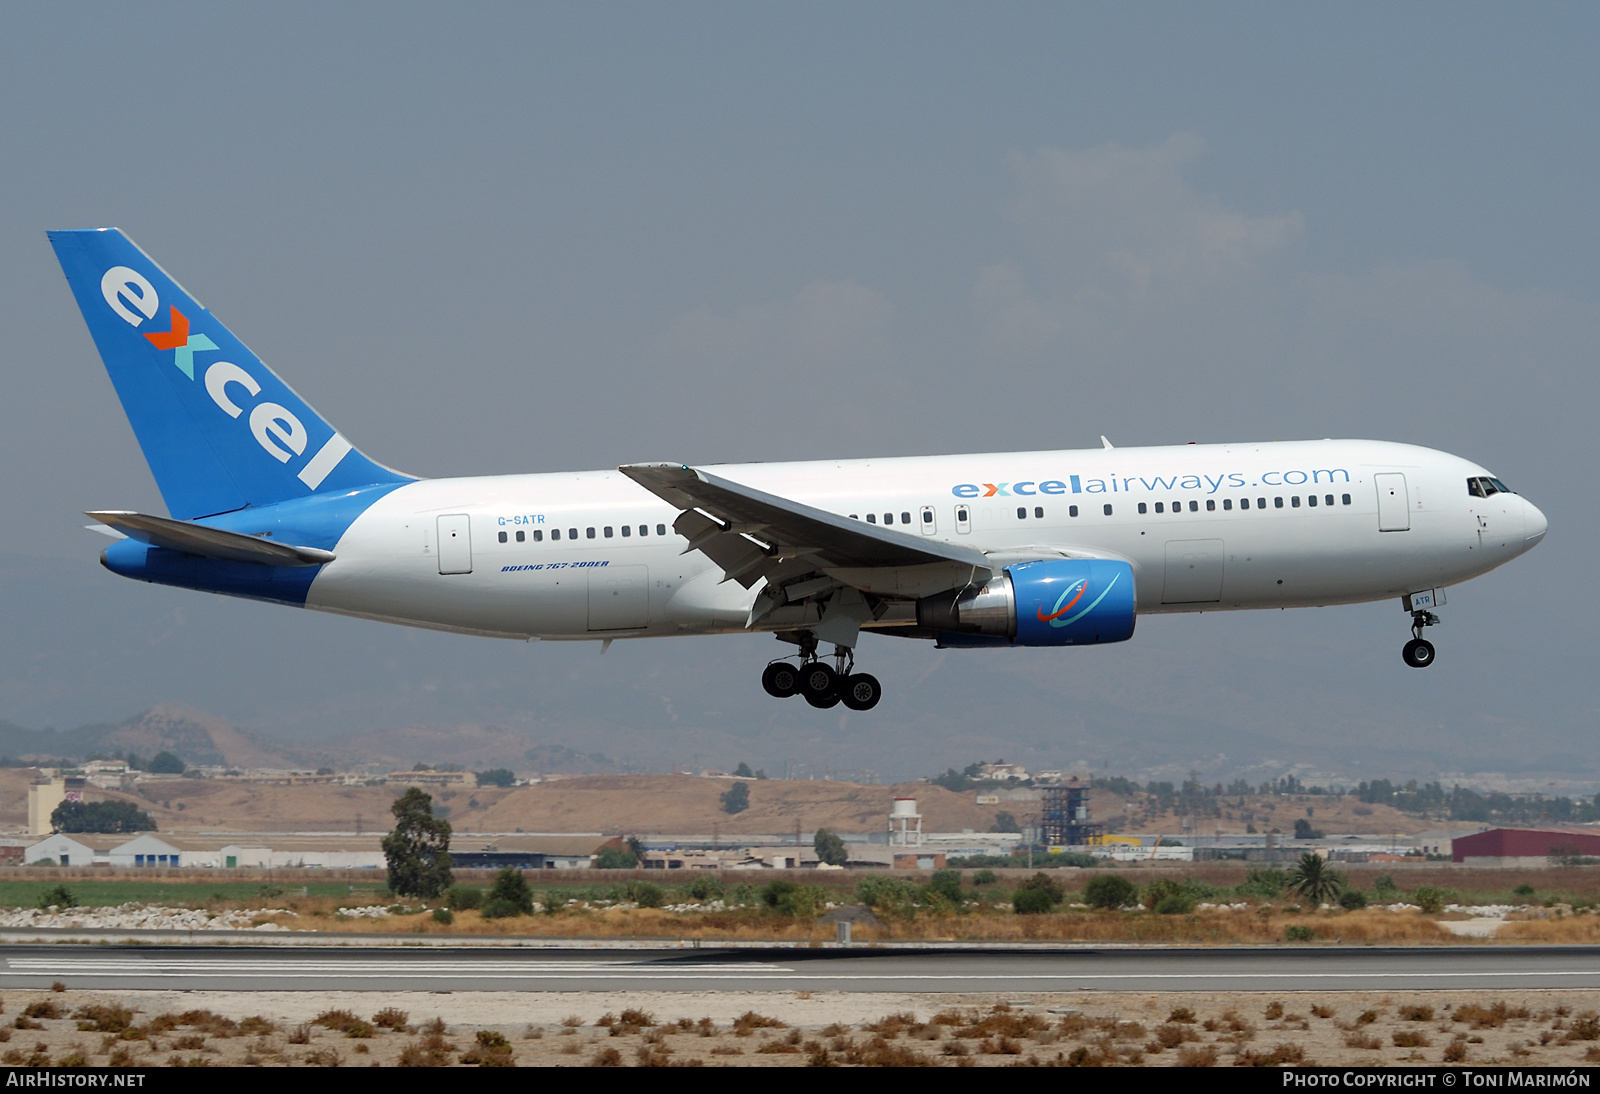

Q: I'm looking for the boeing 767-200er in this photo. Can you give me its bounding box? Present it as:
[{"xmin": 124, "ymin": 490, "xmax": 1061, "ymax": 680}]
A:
[{"xmin": 49, "ymin": 229, "xmax": 1548, "ymax": 711}]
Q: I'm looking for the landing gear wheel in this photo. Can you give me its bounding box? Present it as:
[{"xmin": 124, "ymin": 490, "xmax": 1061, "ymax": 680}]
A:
[
  {"xmin": 1402, "ymin": 638, "xmax": 1436, "ymax": 668},
  {"xmin": 762, "ymin": 661, "xmax": 800, "ymax": 698},
  {"xmin": 839, "ymin": 673, "xmax": 882, "ymax": 711},
  {"xmin": 798, "ymin": 662, "xmax": 838, "ymax": 701},
  {"xmin": 804, "ymin": 690, "xmax": 841, "ymax": 709}
]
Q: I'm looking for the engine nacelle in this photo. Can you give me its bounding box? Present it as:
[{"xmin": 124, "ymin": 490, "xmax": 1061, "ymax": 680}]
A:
[{"xmin": 917, "ymin": 559, "xmax": 1136, "ymax": 647}]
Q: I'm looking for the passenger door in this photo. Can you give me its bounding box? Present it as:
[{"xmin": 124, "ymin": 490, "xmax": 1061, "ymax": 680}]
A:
[
  {"xmin": 1162, "ymin": 539, "xmax": 1225, "ymax": 604},
  {"xmin": 436, "ymin": 514, "xmax": 473, "ymax": 574},
  {"xmin": 1375, "ymin": 474, "xmax": 1410, "ymax": 532},
  {"xmin": 589, "ymin": 565, "xmax": 650, "ymax": 630}
]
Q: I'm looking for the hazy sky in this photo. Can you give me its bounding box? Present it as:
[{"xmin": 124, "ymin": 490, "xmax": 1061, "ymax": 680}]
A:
[{"xmin": 2, "ymin": 5, "xmax": 1597, "ymax": 785}]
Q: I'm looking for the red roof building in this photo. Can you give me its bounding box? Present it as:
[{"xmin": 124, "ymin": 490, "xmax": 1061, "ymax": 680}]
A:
[{"xmin": 1452, "ymin": 828, "xmax": 1600, "ymax": 865}]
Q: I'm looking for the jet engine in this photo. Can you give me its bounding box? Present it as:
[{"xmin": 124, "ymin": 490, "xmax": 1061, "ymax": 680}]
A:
[{"xmin": 917, "ymin": 559, "xmax": 1136, "ymax": 646}]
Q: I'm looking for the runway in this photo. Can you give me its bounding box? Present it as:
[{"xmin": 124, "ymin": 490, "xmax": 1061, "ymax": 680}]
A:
[{"xmin": 6, "ymin": 945, "xmax": 1600, "ymax": 993}]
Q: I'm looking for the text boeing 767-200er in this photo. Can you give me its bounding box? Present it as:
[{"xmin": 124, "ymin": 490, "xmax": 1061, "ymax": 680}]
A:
[{"xmin": 49, "ymin": 228, "xmax": 1547, "ymax": 711}]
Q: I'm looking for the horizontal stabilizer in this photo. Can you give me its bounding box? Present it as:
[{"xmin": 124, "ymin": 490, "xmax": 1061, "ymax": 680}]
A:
[{"xmin": 86, "ymin": 510, "xmax": 335, "ymax": 567}]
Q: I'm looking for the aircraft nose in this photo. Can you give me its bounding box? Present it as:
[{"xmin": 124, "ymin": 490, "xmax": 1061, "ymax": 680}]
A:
[{"xmin": 1524, "ymin": 497, "xmax": 1548, "ymax": 545}]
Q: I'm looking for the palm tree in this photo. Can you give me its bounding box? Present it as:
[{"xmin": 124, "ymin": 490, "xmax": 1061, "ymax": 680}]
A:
[{"xmin": 1287, "ymin": 852, "xmax": 1343, "ymax": 904}]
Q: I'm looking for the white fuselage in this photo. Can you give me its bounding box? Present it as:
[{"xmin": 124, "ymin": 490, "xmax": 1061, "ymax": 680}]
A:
[{"xmin": 305, "ymin": 439, "xmax": 1546, "ymax": 641}]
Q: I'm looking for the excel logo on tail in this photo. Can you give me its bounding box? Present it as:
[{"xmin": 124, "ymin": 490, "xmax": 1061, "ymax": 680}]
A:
[
  {"xmin": 1036, "ymin": 572, "xmax": 1122, "ymax": 628},
  {"xmin": 140, "ymin": 305, "xmax": 216, "ymax": 379},
  {"xmin": 98, "ymin": 265, "xmax": 353, "ymax": 491}
]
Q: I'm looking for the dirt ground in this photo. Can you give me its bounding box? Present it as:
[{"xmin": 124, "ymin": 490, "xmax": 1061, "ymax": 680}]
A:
[{"xmin": 6, "ymin": 987, "xmax": 1600, "ymax": 1066}]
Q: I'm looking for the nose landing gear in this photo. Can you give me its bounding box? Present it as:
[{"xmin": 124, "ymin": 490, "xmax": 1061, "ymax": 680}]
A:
[
  {"xmin": 1402, "ymin": 610, "xmax": 1439, "ymax": 668},
  {"xmin": 762, "ymin": 631, "xmax": 882, "ymax": 710}
]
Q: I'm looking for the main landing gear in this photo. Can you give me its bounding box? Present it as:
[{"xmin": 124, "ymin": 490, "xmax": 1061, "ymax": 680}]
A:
[
  {"xmin": 762, "ymin": 631, "xmax": 882, "ymax": 711},
  {"xmin": 1402, "ymin": 609, "xmax": 1440, "ymax": 669}
]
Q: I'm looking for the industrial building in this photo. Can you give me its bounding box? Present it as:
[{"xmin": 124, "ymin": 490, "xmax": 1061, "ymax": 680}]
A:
[{"xmin": 1452, "ymin": 827, "xmax": 1600, "ymax": 867}]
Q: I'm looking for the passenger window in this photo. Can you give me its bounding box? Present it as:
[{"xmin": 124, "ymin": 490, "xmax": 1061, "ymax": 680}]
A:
[
  {"xmin": 569, "ymin": 528, "xmax": 578, "ymax": 539},
  {"xmin": 516, "ymin": 530, "xmax": 525, "ymax": 542},
  {"xmin": 922, "ymin": 510, "xmax": 933, "ymax": 524},
  {"xmin": 1103, "ymin": 504, "xmax": 1113, "ymax": 516},
  {"xmin": 1257, "ymin": 497, "xmax": 1267, "ymax": 509},
  {"xmin": 884, "ymin": 513, "xmax": 893, "ymax": 524},
  {"xmin": 1034, "ymin": 506, "xmax": 1044, "ymax": 519},
  {"xmin": 1223, "ymin": 498, "xmax": 1233, "ymax": 510},
  {"xmin": 1206, "ymin": 499, "xmax": 1215, "ymax": 511},
  {"xmin": 621, "ymin": 525, "xmax": 630, "ymax": 537},
  {"xmin": 1273, "ymin": 498, "xmax": 1283, "ymax": 509},
  {"xmin": 956, "ymin": 507, "xmax": 969, "ymax": 522},
  {"xmin": 1069, "ymin": 505, "xmax": 1079, "ymax": 517},
  {"xmin": 1240, "ymin": 498, "xmax": 1249, "ymax": 509},
  {"xmin": 849, "ymin": 515, "xmax": 859, "ymax": 520},
  {"xmin": 1307, "ymin": 495, "xmax": 1317, "ymax": 507},
  {"xmin": 1188, "ymin": 500, "xmax": 1198, "ymax": 512},
  {"xmin": 498, "ymin": 531, "xmax": 508, "ymax": 543},
  {"xmin": 533, "ymin": 530, "xmax": 543, "ymax": 542},
  {"xmin": 1291, "ymin": 496, "xmax": 1301, "ymax": 508},
  {"xmin": 1155, "ymin": 502, "xmax": 1164, "ymax": 513},
  {"xmin": 1172, "ymin": 499, "xmax": 1181, "ymax": 512},
  {"xmin": 1325, "ymin": 495, "xmax": 1334, "ymax": 506},
  {"xmin": 1341, "ymin": 494, "xmax": 1351, "ymax": 506},
  {"xmin": 657, "ymin": 524, "xmax": 667, "ymax": 536},
  {"xmin": 866, "ymin": 513, "xmax": 877, "ymax": 524},
  {"xmin": 1138, "ymin": 502, "xmax": 1147, "ymax": 514},
  {"xmin": 604, "ymin": 526, "xmax": 613, "ymax": 537},
  {"xmin": 586, "ymin": 527, "xmax": 596, "ymax": 538},
  {"xmin": 551, "ymin": 529, "xmax": 561, "ymax": 541},
  {"xmin": 1017, "ymin": 507, "xmax": 1027, "ymax": 519},
  {"xmin": 901, "ymin": 511, "xmax": 911, "ymax": 524}
]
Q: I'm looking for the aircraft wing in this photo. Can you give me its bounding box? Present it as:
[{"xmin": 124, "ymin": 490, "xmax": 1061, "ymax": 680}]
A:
[
  {"xmin": 87, "ymin": 510, "xmax": 336, "ymax": 567},
  {"xmin": 618, "ymin": 463, "xmax": 991, "ymax": 606}
]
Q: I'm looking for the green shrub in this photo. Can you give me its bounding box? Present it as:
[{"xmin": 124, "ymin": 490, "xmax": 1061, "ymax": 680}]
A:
[
  {"xmin": 1513, "ymin": 883, "xmax": 1536, "ymax": 897},
  {"xmin": 1337, "ymin": 890, "xmax": 1369, "ymax": 910},
  {"xmin": 1413, "ymin": 887, "xmax": 1448, "ymax": 915},
  {"xmin": 1153, "ymin": 893, "xmax": 1195, "ymax": 915},
  {"xmin": 1237, "ymin": 868, "xmax": 1290, "ymax": 899},
  {"xmin": 479, "ymin": 897, "xmax": 523, "ymax": 919},
  {"xmin": 37, "ymin": 885, "xmax": 77, "ymax": 910},
  {"xmin": 445, "ymin": 886, "xmax": 482, "ymax": 911},
  {"xmin": 687, "ymin": 876, "xmax": 724, "ymax": 901},
  {"xmin": 1285, "ymin": 925, "xmax": 1316, "ymax": 942},
  {"xmin": 856, "ymin": 875, "xmax": 920, "ymax": 910},
  {"xmin": 1012, "ymin": 887, "xmax": 1056, "ymax": 915},
  {"xmin": 431, "ymin": 908, "xmax": 454, "ymax": 924},
  {"xmin": 626, "ymin": 882, "xmax": 664, "ymax": 908},
  {"xmin": 1083, "ymin": 874, "xmax": 1136, "ymax": 910},
  {"xmin": 487, "ymin": 868, "xmax": 535, "ymax": 915},
  {"xmin": 925, "ymin": 870, "xmax": 963, "ymax": 903},
  {"xmin": 1141, "ymin": 877, "xmax": 1183, "ymax": 910},
  {"xmin": 1017, "ymin": 872, "xmax": 1065, "ymax": 903},
  {"xmin": 973, "ymin": 869, "xmax": 998, "ymax": 886},
  {"xmin": 760, "ymin": 880, "xmax": 825, "ymax": 918}
]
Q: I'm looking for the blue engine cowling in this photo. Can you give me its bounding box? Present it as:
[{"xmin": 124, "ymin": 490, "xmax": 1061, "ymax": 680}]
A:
[{"xmin": 917, "ymin": 558, "xmax": 1136, "ymax": 647}]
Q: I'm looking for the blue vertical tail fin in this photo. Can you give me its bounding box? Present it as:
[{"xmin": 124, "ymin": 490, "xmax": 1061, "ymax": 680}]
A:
[{"xmin": 49, "ymin": 228, "xmax": 410, "ymax": 520}]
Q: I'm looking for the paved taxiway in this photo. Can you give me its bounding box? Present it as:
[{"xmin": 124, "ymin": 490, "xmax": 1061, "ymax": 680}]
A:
[{"xmin": 5, "ymin": 946, "xmax": 1599, "ymax": 993}]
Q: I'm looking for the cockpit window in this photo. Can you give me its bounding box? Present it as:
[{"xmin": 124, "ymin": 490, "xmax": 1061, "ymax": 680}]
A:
[{"xmin": 1467, "ymin": 476, "xmax": 1512, "ymax": 498}]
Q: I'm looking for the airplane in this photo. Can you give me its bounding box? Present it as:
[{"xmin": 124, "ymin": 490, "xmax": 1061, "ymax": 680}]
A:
[{"xmin": 49, "ymin": 228, "xmax": 1548, "ymax": 712}]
